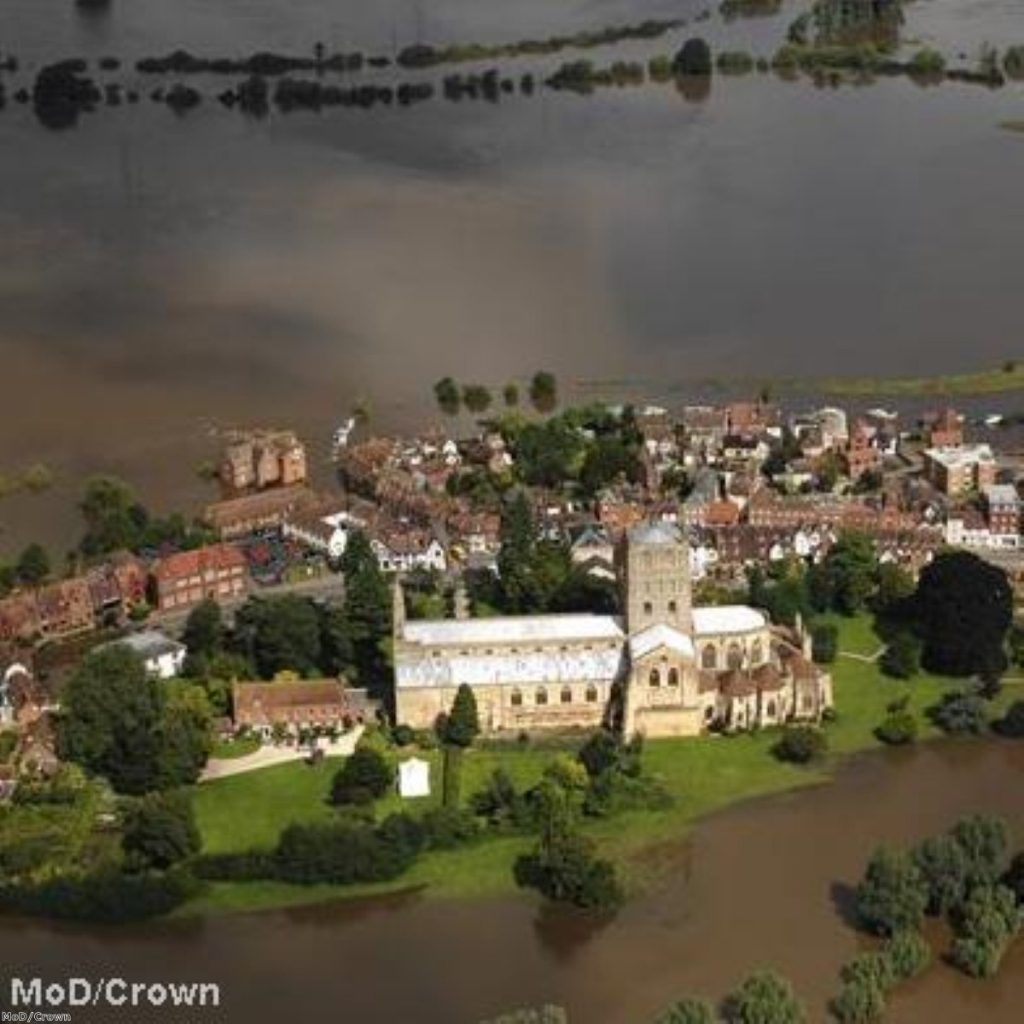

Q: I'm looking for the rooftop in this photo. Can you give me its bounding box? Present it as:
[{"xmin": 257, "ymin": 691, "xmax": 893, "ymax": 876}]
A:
[
  {"xmin": 693, "ymin": 605, "xmax": 767, "ymax": 636},
  {"xmin": 924, "ymin": 444, "xmax": 994, "ymax": 469},
  {"xmin": 402, "ymin": 614, "xmax": 624, "ymax": 647}
]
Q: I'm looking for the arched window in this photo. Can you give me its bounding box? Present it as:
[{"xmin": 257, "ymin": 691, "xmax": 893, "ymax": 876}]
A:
[
  {"xmin": 648, "ymin": 668, "xmax": 661, "ymax": 687},
  {"xmin": 668, "ymin": 600, "xmax": 677, "ymax": 614},
  {"xmin": 727, "ymin": 643, "xmax": 744, "ymax": 670},
  {"xmin": 643, "ymin": 601, "xmax": 653, "ymax": 617},
  {"xmin": 510, "ymin": 688, "xmax": 523, "ymax": 707},
  {"xmin": 536, "ymin": 687, "xmax": 548, "ymax": 706},
  {"xmin": 560, "ymin": 686, "xmax": 573, "ymax": 704},
  {"xmin": 702, "ymin": 645, "xmax": 718, "ymax": 670},
  {"xmin": 751, "ymin": 641, "xmax": 764, "ymax": 665},
  {"xmin": 585, "ymin": 685, "xmax": 599, "ymax": 703},
  {"xmin": 766, "ymin": 700, "xmax": 776, "ymax": 717},
  {"xmin": 668, "ymin": 668, "xmax": 680, "ymax": 687}
]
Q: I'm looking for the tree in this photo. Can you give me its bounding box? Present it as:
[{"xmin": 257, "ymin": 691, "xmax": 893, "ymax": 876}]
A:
[
  {"xmin": 121, "ymin": 789, "xmax": 200, "ymax": 870},
  {"xmin": 434, "ymin": 376, "xmax": 461, "ymax": 417},
  {"xmin": 928, "ymin": 689, "xmax": 987, "ymax": 735},
  {"xmin": 58, "ymin": 647, "xmax": 165, "ymax": 795},
  {"xmin": 1003, "ymin": 852, "xmax": 1024, "ymax": 904},
  {"xmin": 913, "ymin": 552, "xmax": 1012, "ymax": 677},
  {"xmin": 811, "ymin": 623, "xmax": 838, "ymax": 664},
  {"xmin": 950, "ymin": 883, "xmax": 1021, "ymax": 978},
  {"xmin": 443, "ymin": 684, "xmax": 480, "ymax": 747},
  {"xmin": 772, "ymin": 727, "xmax": 827, "ymax": 765},
  {"xmin": 232, "ymin": 595, "xmax": 323, "ymax": 678},
  {"xmin": 579, "ymin": 436, "xmax": 642, "ymax": 496},
  {"xmin": 723, "ymin": 971, "xmax": 804, "ymax": 1024},
  {"xmin": 528, "ymin": 371, "xmax": 558, "ymax": 414},
  {"xmin": 673, "ymin": 38, "xmax": 713, "ymax": 76},
  {"xmin": 158, "ymin": 682, "xmax": 213, "ymax": 787},
  {"xmin": 498, "ymin": 492, "xmax": 540, "ymax": 612},
  {"xmin": 879, "ymin": 631, "xmax": 919, "ymax": 680},
  {"xmin": 79, "ymin": 475, "xmax": 146, "ymax": 555},
  {"xmin": 655, "ymin": 998, "xmax": 717, "ymax": 1024},
  {"xmin": 182, "ymin": 599, "xmax": 223, "ymax": 661},
  {"xmin": 875, "ymin": 708, "xmax": 917, "ymax": 746},
  {"xmin": 912, "ymin": 834, "xmax": 970, "ymax": 915},
  {"xmin": 820, "ymin": 533, "xmax": 878, "ymax": 615},
  {"xmin": 330, "ymin": 746, "xmax": 394, "ymax": 805},
  {"xmin": 950, "ymin": 814, "xmax": 1010, "ymax": 887},
  {"xmin": 339, "ymin": 531, "xmax": 391, "ymax": 692},
  {"xmin": 502, "ymin": 383, "xmax": 520, "ymax": 408},
  {"xmin": 856, "ymin": 847, "xmax": 929, "ymax": 936},
  {"xmin": 15, "ymin": 543, "xmax": 50, "ymax": 586},
  {"xmin": 480, "ymin": 1008, "xmax": 567, "ymax": 1024},
  {"xmin": 874, "ymin": 563, "xmax": 915, "ymax": 618},
  {"xmin": 830, "ymin": 976, "xmax": 885, "ymax": 1024},
  {"xmin": 462, "ymin": 385, "xmax": 493, "ymax": 415},
  {"xmin": 880, "ymin": 930, "xmax": 931, "ymax": 981}
]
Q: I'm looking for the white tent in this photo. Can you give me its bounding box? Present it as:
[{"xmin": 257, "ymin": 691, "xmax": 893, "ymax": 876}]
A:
[{"xmin": 398, "ymin": 757, "xmax": 431, "ymax": 799}]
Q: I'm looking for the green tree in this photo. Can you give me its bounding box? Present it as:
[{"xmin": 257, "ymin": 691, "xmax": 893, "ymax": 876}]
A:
[
  {"xmin": 874, "ymin": 563, "xmax": 915, "ymax": 617},
  {"xmin": 811, "ymin": 623, "xmax": 838, "ymax": 664},
  {"xmin": 232, "ymin": 595, "xmax": 323, "ymax": 678},
  {"xmin": 330, "ymin": 746, "xmax": 394, "ymax": 805},
  {"xmin": 15, "ymin": 543, "xmax": 50, "ymax": 586},
  {"xmin": 723, "ymin": 971, "xmax": 805, "ymax": 1024},
  {"xmin": 498, "ymin": 492, "xmax": 539, "ymax": 612},
  {"xmin": 339, "ymin": 531, "xmax": 392, "ymax": 692},
  {"xmin": 772, "ymin": 727, "xmax": 827, "ymax": 764},
  {"xmin": 913, "ymin": 552, "xmax": 1012, "ymax": 677},
  {"xmin": 950, "ymin": 814, "xmax": 1010, "ymax": 887},
  {"xmin": 830, "ymin": 977, "xmax": 884, "ymax": 1024},
  {"xmin": 995, "ymin": 699, "xmax": 1024, "ymax": 737},
  {"xmin": 950, "ymin": 884, "xmax": 1021, "ymax": 978},
  {"xmin": 443, "ymin": 684, "xmax": 480, "ymax": 747},
  {"xmin": 875, "ymin": 707, "xmax": 917, "ymax": 746},
  {"xmin": 158, "ymin": 682, "xmax": 213, "ymax": 787},
  {"xmin": 856, "ymin": 847, "xmax": 929, "ymax": 936},
  {"xmin": 502, "ymin": 383, "xmax": 520, "ymax": 408},
  {"xmin": 879, "ymin": 631, "xmax": 919, "ymax": 680},
  {"xmin": 121, "ymin": 789, "xmax": 200, "ymax": 870},
  {"xmin": 528, "ymin": 371, "xmax": 559, "ymax": 414},
  {"xmin": 58, "ymin": 647, "xmax": 165, "ymax": 795},
  {"xmin": 928, "ymin": 689, "xmax": 987, "ymax": 735},
  {"xmin": 79, "ymin": 475, "xmax": 146, "ymax": 555},
  {"xmin": 821, "ymin": 533, "xmax": 878, "ymax": 615},
  {"xmin": 480, "ymin": 1008, "xmax": 567, "ymax": 1024},
  {"xmin": 462, "ymin": 385, "xmax": 493, "ymax": 414},
  {"xmin": 182, "ymin": 598, "xmax": 223, "ymax": 661},
  {"xmin": 880, "ymin": 930, "xmax": 931, "ymax": 981},
  {"xmin": 434, "ymin": 376, "xmax": 461, "ymax": 417},
  {"xmin": 442, "ymin": 744, "xmax": 463, "ymax": 809}
]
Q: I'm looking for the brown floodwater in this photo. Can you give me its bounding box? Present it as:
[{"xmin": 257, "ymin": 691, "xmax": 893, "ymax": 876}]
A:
[
  {"xmin": 1, "ymin": 738, "xmax": 1021, "ymax": 1023},
  {"xmin": 1, "ymin": 0, "xmax": 1024, "ymax": 552}
]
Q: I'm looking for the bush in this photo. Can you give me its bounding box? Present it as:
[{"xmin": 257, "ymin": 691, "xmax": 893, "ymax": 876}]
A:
[
  {"xmin": 391, "ymin": 724, "xmax": 415, "ymax": 746},
  {"xmin": 192, "ymin": 851, "xmax": 276, "ymax": 881},
  {"xmin": 879, "ymin": 632, "xmax": 920, "ymax": 679},
  {"xmin": 772, "ymin": 726, "xmax": 827, "ymax": 764},
  {"xmin": 856, "ymin": 847, "xmax": 928, "ymax": 936},
  {"xmin": 874, "ymin": 709, "xmax": 917, "ymax": 746},
  {"xmin": 839, "ymin": 952, "xmax": 895, "ymax": 993},
  {"xmin": 723, "ymin": 971, "xmax": 805, "ymax": 1024},
  {"xmin": 480, "ymin": 1008, "xmax": 567, "ymax": 1024},
  {"xmin": 811, "ymin": 623, "xmax": 838, "ymax": 664},
  {"xmin": 673, "ymin": 38, "xmax": 712, "ymax": 76},
  {"xmin": 928, "ymin": 689, "xmax": 987, "ymax": 735},
  {"xmin": 994, "ymin": 700, "xmax": 1024, "ymax": 738},
  {"xmin": 880, "ymin": 930, "xmax": 931, "ymax": 981},
  {"xmin": 330, "ymin": 747, "xmax": 394, "ymax": 805},
  {"xmin": 420, "ymin": 806, "xmax": 481, "ymax": 850},
  {"xmin": 121, "ymin": 790, "xmax": 200, "ymax": 871},
  {"xmin": 950, "ymin": 884, "xmax": 1021, "ymax": 978},
  {"xmin": 830, "ymin": 976, "xmax": 885, "ymax": 1023},
  {"xmin": 654, "ymin": 998, "xmax": 716, "ymax": 1024}
]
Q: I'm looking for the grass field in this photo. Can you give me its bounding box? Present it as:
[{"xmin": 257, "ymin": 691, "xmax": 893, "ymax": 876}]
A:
[{"xmin": 185, "ymin": 614, "xmax": 997, "ymax": 916}]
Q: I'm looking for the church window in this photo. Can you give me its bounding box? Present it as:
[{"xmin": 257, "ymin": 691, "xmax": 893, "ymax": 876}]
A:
[
  {"xmin": 727, "ymin": 643, "xmax": 743, "ymax": 670},
  {"xmin": 801, "ymin": 694, "xmax": 812, "ymax": 711},
  {"xmin": 643, "ymin": 602, "xmax": 653, "ymax": 617},
  {"xmin": 668, "ymin": 668, "xmax": 679, "ymax": 687},
  {"xmin": 766, "ymin": 700, "xmax": 777, "ymax": 717},
  {"xmin": 649, "ymin": 668, "xmax": 661, "ymax": 687},
  {"xmin": 704, "ymin": 705, "xmax": 715, "ymax": 721},
  {"xmin": 701, "ymin": 645, "xmax": 718, "ymax": 670},
  {"xmin": 560, "ymin": 686, "xmax": 573, "ymax": 704},
  {"xmin": 536, "ymin": 687, "xmax": 548, "ymax": 706},
  {"xmin": 751, "ymin": 641, "xmax": 764, "ymax": 665},
  {"xmin": 510, "ymin": 689, "xmax": 523, "ymax": 707},
  {"xmin": 585, "ymin": 685, "xmax": 599, "ymax": 703},
  {"xmin": 668, "ymin": 600, "xmax": 677, "ymax": 614}
]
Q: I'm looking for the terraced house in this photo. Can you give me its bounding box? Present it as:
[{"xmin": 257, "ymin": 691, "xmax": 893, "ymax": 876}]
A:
[{"xmin": 393, "ymin": 522, "xmax": 833, "ymax": 738}]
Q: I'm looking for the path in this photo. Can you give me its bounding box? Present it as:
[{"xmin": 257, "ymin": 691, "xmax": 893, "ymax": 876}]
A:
[
  {"xmin": 837, "ymin": 645, "xmax": 888, "ymax": 664},
  {"xmin": 200, "ymin": 725, "xmax": 363, "ymax": 781}
]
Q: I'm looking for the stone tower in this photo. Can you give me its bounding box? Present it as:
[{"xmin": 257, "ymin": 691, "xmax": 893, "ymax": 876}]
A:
[{"xmin": 620, "ymin": 521, "xmax": 693, "ymax": 635}]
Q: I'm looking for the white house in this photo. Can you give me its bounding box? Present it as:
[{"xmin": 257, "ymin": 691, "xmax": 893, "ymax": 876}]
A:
[
  {"xmin": 398, "ymin": 757, "xmax": 431, "ymax": 799},
  {"xmin": 105, "ymin": 631, "xmax": 187, "ymax": 679}
]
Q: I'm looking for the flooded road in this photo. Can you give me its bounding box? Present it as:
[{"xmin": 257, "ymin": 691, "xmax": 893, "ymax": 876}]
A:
[
  {"xmin": 1, "ymin": 738, "xmax": 1021, "ymax": 1022},
  {"xmin": 1, "ymin": 0, "xmax": 1023, "ymax": 551}
]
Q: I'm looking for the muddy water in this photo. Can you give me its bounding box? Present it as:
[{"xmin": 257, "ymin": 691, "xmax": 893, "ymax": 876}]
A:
[
  {"xmin": 1, "ymin": 739, "xmax": 1021, "ymax": 1023},
  {"xmin": 1, "ymin": 0, "xmax": 1024, "ymax": 551}
]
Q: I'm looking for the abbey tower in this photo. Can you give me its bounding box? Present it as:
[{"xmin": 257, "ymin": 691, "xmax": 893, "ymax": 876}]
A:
[{"xmin": 619, "ymin": 521, "xmax": 694, "ymax": 634}]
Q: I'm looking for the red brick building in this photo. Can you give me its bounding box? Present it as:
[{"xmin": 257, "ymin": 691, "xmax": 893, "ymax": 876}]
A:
[{"xmin": 153, "ymin": 544, "xmax": 247, "ymax": 612}]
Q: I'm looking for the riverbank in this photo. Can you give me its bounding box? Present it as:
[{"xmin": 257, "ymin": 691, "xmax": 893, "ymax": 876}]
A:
[{"xmin": 182, "ymin": 614, "xmax": 998, "ymax": 917}]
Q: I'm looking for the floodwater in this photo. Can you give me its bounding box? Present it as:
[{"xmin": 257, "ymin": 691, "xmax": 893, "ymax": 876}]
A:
[
  {"xmin": 0, "ymin": 0, "xmax": 1023, "ymax": 551},
  {"xmin": 1, "ymin": 738, "xmax": 1021, "ymax": 1023}
]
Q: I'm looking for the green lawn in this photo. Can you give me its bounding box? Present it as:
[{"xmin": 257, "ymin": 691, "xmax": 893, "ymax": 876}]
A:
[
  {"xmin": 186, "ymin": 614, "xmax": 997, "ymax": 915},
  {"xmin": 209, "ymin": 737, "xmax": 261, "ymax": 761}
]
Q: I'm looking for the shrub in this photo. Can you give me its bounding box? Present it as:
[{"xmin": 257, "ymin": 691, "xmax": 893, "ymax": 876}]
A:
[
  {"xmin": 950, "ymin": 884, "xmax": 1021, "ymax": 978},
  {"xmin": 772, "ymin": 726, "xmax": 827, "ymax": 764},
  {"xmin": 874, "ymin": 709, "xmax": 917, "ymax": 746},
  {"xmin": 654, "ymin": 998, "xmax": 716, "ymax": 1023},
  {"xmin": 994, "ymin": 700, "xmax": 1024, "ymax": 738},
  {"xmin": 880, "ymin": 930, "xmax": 931, "ymax": 981},
  {"xmin": 420, "ymin": 806, "xmax": 481, "ymax": 849},
  {"xmin": 839, "ymin": 952, "xmax": 895, "ymax": 993},
  {"xmin": 673, "ymin": 38, "xmax": 712, "ymax": 76},
  {"xmin": 830, "ymin": 976, "xmax": 885, "ymax": 1023},
  {"xmin": 908, "ymin": 48, "xmax": 946, "ymax": 76},
  {"xmin": 722, "ymin": 971, "xmax": 805, "ymax": 1024},
  {"xmin": 480, "ymin": 1008, "xmax": 567, "ymax": 1024},
  {"xmin": 928, "ymin": 689, "xmax": 987, "ymax": 735},
  {"xmin": 879, "ymin": 632, "xmax": 919, "ymax": 679},
  {"xmin": 391, "ymin": 724, "xmax": 415, "ymax": 746},
  {"xmin": 121, "ymin": 790, "xmax": 200, "ymax": 871}
]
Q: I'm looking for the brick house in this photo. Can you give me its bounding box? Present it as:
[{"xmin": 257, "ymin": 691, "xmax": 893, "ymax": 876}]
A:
[
  {"xmin": 153, "ymin": 544, "xmax": 248, "ymax": 612},
  {"xmin": 232, "ymin": 679, "xmax": 375, "ymax": 736}
]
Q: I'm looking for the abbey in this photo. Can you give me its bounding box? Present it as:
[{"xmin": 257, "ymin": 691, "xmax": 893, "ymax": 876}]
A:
[{"xmin": 393, "ymin": 522, "xmax": 833, "ymax": 738}]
